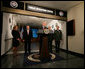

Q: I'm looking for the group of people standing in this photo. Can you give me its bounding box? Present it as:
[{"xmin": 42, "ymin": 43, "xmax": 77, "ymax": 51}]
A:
[
  {"xmin": 12, "ymin": 24, "xmax": 62, "ymax": 57},
  {"xmin": 48, "ymin": 25, "xmax": 62, "ymax": 53},
  {"xmin": 12, "ymin": 25, "xmax": 32, "ymax": 57}
]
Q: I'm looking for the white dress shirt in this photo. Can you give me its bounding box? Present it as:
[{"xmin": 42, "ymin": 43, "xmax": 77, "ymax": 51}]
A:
[{"xmin": 27, "ymin": 30, "xmax": 29, "ymax": 35}]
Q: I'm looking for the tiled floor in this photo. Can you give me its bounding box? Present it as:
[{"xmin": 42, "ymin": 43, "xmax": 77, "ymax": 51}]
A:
[{"xmin": 1, "ymin": 42, "xmax": 84, "ymax": 68}]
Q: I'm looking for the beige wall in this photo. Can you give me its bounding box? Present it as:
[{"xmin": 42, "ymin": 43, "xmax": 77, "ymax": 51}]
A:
[{"xmin": 67, "ymin": 2, "xmax": 84, "ymax": 54}]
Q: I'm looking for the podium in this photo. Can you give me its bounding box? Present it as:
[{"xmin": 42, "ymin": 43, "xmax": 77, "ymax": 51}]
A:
[
  {"xmin": 38, "ymin": 33, "xmax": 51, "ymax": 61},
  {"xmin": 27, "ymin": 29, "xmax": 55, "ymax": 62}
]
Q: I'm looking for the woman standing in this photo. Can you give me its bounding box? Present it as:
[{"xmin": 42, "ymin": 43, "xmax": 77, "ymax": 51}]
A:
[{"xmin": 12, "ymin": 25, "xmax": 20, "ymax": 57}]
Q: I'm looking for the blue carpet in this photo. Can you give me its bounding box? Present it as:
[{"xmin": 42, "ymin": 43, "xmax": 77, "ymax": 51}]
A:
[{"xmin": 23, "ymin": 53, "xmax": 64, "ymax": 65}]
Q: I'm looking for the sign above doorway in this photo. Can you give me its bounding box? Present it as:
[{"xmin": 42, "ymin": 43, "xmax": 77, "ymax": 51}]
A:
[
  {"xmin": 25, "ymin": 3, "xmax": 55, "ymax": 15},
  {"xmin": 1, "ymin": 1, "xmax": 67, "ymax": 20}
]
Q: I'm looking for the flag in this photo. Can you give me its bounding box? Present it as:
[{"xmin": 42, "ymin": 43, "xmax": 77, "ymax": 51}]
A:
[{"xmin": 20, "ymin": 27, "xmax": 24, "ymax": 39}]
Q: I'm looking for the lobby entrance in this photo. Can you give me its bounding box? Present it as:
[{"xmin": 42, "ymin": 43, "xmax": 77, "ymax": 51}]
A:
[{"xmin": 1, "ymin": 12, "xmax": 67, "ymax": 57}]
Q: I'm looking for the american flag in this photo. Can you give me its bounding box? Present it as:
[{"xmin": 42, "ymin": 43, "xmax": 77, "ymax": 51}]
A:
[{"xmin": 20, "ymin": 27, "xmax": 24, "ymax": 39}]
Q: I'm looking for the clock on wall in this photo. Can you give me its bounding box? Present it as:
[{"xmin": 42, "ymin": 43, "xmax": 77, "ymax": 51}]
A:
[
  {"xmin": 10, "ymin": 1, "xmax": 18, "ymax": 8},
  {"xmin": 59, "ymin": 11, "xmax": 64, "ymax": 17}
]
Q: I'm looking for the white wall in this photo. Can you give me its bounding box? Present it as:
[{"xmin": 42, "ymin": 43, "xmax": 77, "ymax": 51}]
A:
[
  {"xmin": 1, "ymin": 13, "xmax": 16, "ymax": 55},
  {"xmin": 67, "ymin": 2, "xmax": 84, "ymax": 54}
]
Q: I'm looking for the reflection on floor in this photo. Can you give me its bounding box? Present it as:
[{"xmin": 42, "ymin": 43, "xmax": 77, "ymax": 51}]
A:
[
  {"xmin": 1, "ymin": 42, "xmax": 84, "ymax": 68},
  {"xmin": 7, "ymin": 42, "xmax": 40, "ymax": 54}
]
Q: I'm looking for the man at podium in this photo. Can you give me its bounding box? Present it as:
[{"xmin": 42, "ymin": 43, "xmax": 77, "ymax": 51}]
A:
[
  {"xmin": 48, "ymin": 26, "xmax": 54, "ymax": 53},
  {"xmin": 37, "ymin": 22, "xmax": 54, "ymax": 61}
]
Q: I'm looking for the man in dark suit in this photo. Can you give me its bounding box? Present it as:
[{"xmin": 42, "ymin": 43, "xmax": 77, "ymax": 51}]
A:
[
  {"xmin": 48, "ymin": 26, "xmax": 54, "ymax": 53},
  {"xmin": 37, "ymin": 22, "xmax": 47, "ymax": 54},
  {"xmin": 23, "ymin": 25, "xmax": 32, "ymax": 55},
  {"xmin": 54, "ymin": 26, "xmax": 62, "ymax": 52},
  {"xmin": 37, "ymin": 28, "xmax": 44, "ymax": 55}
]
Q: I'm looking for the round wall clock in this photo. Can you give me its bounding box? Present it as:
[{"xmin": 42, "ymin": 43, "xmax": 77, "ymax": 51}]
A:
[
  {"xmin": 59, "ymin": 11, "xmax": 64, "ymax": 16},
  {"xmin": 10, "ymin": 1, "xmax": 18, "ymax": 8}
]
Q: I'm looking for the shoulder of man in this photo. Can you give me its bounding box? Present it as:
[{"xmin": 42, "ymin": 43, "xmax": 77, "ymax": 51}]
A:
[
  {"xmin": 59, "ymin": 30, "xmax": 62, "ymax": 32},
  {"xmin": 55, "ymin": 30, "xmax": 58, "ymax": 32}
]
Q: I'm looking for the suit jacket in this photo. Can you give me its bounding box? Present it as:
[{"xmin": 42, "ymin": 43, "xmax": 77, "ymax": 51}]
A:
[
  {"xmin": 54, "ymin": 30, "xmax": 62, "ymax": 41},
  {"xmin": 23, "ymin": 29, "xmax": 32, "ymax": 41},
  {"xmin": 48, "ymin": 30, "xmax": 54, "ymax": 41},
  {"xmin": 37, "ymin": 26, "xmax": 46, "ymax": 34},
  {"xmin": 12, "ymin": 30, "xmax": 20, "ymax": 40},
  {"xmin": 12, "ymin": 30, "xmax": 20, "ymax": 46}
]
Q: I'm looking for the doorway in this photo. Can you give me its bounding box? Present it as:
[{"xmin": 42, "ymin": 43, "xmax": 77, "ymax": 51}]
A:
[{"xmin": 1, "ymin": 12, "xmax": 67, "ymax": 55}]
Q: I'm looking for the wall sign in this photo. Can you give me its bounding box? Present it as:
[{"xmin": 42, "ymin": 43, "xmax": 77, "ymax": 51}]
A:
[
  {"xmin": 25, "ymin": 3, "xmax": 55, "ymax": 15},
  {"xmin": 2, "ymin": 1, "xmax": 67, "ymax": 18},
  {"xmin": 44, "ymin": 29, "xmax": 49, "ymax": 34},
  {"xmin": 67, "ymin": 20, "xmax": 75, "ymax": 36}
]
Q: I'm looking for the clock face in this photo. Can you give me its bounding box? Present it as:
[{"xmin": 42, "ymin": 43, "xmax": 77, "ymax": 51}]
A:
[
  {"xmin": 10, "ymin": 1, "xmax": 18, "ymax": 8},
  {"xmin": 59, "ymin": 11, "xmax": 64, "ymax": 16}
]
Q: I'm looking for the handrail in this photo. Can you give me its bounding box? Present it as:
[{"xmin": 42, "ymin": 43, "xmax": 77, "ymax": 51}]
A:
[{"xmin": 5, "ymin": 38, "xmax": 13, "ymax": 41}]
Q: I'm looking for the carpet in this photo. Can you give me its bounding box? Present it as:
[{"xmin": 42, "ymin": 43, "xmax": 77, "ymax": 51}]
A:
[{"xmin": 23, "ymin": 53, "xmax": 64, "ymax": 65}]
